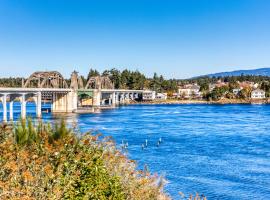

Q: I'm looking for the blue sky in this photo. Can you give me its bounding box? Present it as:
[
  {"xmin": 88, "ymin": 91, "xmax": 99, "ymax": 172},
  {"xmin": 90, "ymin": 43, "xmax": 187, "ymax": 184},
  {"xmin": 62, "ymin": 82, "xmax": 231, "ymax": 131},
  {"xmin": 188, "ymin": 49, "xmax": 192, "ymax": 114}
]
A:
[{"xmin": 0, "ymin": 0, "xmax": 270, "ymax": 79}]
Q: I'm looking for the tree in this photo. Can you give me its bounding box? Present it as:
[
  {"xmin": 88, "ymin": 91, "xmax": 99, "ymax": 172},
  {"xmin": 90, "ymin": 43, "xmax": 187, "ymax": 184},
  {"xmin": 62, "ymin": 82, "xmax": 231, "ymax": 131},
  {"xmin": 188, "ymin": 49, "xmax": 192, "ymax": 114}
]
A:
[
  {"xmin": 208, "ymin": 85, "xmax": 229, "ymax": 100},
  {"xmin": 199, "ymin": 82, "xmax": 209, "ymax": 92},
  {"xmin": 87, "ymin": 68, "xmax": 100, "ymax": 80},
  {"xmin": 260, "ymin": 81, "xmax": 270, "ymax": 97},
  {"xmin": 239, "ymin": 87, "xmax": 251, "ymax": 99},
  {"xmin": 150, "ymin": 73, "xmax": 161, "ymax": 92}
]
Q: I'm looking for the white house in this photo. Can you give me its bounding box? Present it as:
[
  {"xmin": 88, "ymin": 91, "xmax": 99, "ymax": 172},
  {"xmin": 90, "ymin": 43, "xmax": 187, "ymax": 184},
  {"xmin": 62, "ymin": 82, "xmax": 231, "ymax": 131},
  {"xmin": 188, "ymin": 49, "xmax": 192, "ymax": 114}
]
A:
[
  {"xmin": 251, "ymin": 89, "xmax": 265, "ymax": 99},
  {"xmin": 156, "ymin": 93, "xmax": 167, "ymax": 100},
  {"xmin": 178, "ymin": 84, "xmax": 201, "ymax": 99},
  {"xmin": 233, "ymin": 88, "xmax": 242, "ymax": 96},
  {"xmin": 142, "ymin": 90, "xmax": 156, "ymax": 101}
]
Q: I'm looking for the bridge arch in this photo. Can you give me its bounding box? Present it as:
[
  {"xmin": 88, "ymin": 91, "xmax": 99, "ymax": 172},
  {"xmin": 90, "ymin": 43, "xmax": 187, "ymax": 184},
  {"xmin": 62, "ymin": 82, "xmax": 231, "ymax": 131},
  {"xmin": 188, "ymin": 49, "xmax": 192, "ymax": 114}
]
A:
[
  {"xmin": 23, "ymin": 71, "xmax": 68, "ymax": 88},
  {"xmin": 85, "ymin": 76, "xmax": 114, "ymax": 89}
]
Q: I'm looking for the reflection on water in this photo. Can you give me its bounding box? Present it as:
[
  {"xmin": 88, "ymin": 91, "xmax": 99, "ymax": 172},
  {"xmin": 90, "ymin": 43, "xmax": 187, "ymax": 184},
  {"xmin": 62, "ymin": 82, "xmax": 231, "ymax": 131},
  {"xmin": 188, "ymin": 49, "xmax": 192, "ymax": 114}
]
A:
[{"xmin": 1, "ymin": 103, "xmax": 270, "ymax": 199}]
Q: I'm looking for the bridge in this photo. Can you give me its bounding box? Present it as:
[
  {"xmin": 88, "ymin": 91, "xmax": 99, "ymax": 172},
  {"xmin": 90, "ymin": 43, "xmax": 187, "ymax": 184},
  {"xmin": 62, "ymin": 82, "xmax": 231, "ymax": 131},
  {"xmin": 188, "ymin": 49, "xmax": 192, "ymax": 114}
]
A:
[{"xmin": 0, "ymin": 71, "xmax": 145, "ymax": 122}]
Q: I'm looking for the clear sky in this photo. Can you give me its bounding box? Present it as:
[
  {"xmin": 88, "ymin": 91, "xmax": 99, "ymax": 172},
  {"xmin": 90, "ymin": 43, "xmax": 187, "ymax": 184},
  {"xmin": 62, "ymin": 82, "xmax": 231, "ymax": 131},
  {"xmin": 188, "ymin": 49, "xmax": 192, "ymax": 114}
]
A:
[{"xmin": 0, "ymin": 0, "xmax": 270, "ymax": 79}]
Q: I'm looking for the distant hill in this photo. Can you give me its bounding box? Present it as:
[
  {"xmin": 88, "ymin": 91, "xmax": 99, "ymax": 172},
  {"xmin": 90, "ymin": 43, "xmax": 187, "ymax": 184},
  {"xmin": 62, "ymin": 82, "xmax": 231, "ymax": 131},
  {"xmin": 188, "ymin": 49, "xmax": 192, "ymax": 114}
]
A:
[{"xmin": 198, "ymin": 68, "xmax": 270, "ymax": 78}]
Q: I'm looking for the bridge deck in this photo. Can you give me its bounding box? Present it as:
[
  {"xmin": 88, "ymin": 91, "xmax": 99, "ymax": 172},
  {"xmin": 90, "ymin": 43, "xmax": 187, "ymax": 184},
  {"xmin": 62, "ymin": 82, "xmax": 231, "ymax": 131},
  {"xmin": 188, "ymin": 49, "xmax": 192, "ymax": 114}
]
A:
[
  {"xmin": 0, "ymin": 88, "xmax": 144, "ymax": 93},
  {"xmin": 0, "ymin": 88, "xmax": 73, "ymax": 93}
]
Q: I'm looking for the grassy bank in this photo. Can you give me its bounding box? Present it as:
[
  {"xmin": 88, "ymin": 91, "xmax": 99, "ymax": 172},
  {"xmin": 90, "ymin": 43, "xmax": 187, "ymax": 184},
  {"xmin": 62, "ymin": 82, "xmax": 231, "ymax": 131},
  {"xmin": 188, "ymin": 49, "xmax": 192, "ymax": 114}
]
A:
[{"xmin": 0, "ymin": 119, "xmax": 170, "ymax": 200}]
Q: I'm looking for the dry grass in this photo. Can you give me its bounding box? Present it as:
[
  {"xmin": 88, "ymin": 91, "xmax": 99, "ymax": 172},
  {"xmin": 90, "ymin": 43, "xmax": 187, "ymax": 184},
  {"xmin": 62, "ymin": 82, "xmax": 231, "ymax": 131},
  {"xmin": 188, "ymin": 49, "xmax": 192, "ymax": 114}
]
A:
[{"xmin": 0, "ymin": 119, "xmax": 170, "ymax": 200}]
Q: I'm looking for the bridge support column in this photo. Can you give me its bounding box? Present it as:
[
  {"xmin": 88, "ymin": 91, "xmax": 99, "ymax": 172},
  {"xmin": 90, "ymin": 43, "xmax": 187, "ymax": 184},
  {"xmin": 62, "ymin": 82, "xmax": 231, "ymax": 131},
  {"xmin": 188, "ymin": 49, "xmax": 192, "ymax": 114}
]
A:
[
  {"xmin": 125, "ymin": 93, "xmax": 130, "ymax": 103},
  {"xmin": 52, "ymin": 93, "xmax": 63, "ymax": 112},
  {"xmin": 116, "ymin": 93, "xmax": 120, "ymax": 105},
  {"xmin": 9, "ymin": 101, "xmax": 13, "ymax": 121},
  {"xmin": 1, "ymin": 94, "xmax": 7, "ymax": 122},
  {"xmin": 112, "ymin": 92, "xmax": 116, "ymax": 107},
  {"xmin": 52, "ymin": 93, "xmax": 72, "ymax": 113},
  {"xmin": 36, "ymin": 92, "xmax": 42, "ymax": 118},
  {"xmin": 108, "ymin": 95, "xmax": 112, "ymax": 106},
  {"xmin": 93, "ymin": 90, "xmax": 101, "ymax": 107},
  {"xmin": 66, "ymin": 90, "xmax": 77, "ymax": 112},
  {"xmin": 120, "ymin": 93, "xmax": 124, "ymax": 104},
  {"xmin": 21, "ymin": 94, "xmax": 26, "ymax": 120}
]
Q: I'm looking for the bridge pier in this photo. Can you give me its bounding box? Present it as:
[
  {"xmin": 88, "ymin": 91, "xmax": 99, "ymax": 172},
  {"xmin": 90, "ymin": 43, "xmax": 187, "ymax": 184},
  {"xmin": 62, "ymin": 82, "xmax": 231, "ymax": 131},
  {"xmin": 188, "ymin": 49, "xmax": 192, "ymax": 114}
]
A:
[
  {"xmin": 92, "ymin": 89, "xmax": 101, "ymax": 107},
  {"xmin": 21, "ymin": 94, "xmax": 26, "ymax": 120},
  {"xmin": 125, "ymin": 93, "xmax": 130, "ymax": 103},
  {"xmin": 0, "ymin": 94, "xmax": 7, "ymax": 122},
  {"xmin": 116, "ymin": 93, "xmax": 120, "ymax": 105},
  {"xmin": 111, "ymin": 92, "xmax": 116, "ymax": 107},
  {"xmin": 9, "ymin": 100, "xmax": 13, "ymax": 121},
  {"xmin": 120, "ymin": 93, "xmax": 124, "ymax": 104},
  {"xmin": 36, "ymin": 92, "xmax": 42, "ymax": 118},
  {"xmin": 52, "ymin": 92, "xmax": 77, "ymax": 113}
]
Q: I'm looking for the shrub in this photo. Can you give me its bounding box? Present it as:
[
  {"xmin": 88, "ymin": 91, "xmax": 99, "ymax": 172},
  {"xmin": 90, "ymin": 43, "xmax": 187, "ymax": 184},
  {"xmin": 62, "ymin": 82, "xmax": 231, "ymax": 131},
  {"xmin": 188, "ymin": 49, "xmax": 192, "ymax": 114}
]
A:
[{"xmin": 0, "ymin": 119, "xmax": 169, "ymax": 200}]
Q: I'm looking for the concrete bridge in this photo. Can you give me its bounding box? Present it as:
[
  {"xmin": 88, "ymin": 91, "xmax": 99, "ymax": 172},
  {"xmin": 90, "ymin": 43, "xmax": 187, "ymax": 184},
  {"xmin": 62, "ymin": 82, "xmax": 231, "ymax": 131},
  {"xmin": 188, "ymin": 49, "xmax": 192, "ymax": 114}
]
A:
[{"xmin": 0, "ymin": 71, "xmax": 145, "ymax": 122}]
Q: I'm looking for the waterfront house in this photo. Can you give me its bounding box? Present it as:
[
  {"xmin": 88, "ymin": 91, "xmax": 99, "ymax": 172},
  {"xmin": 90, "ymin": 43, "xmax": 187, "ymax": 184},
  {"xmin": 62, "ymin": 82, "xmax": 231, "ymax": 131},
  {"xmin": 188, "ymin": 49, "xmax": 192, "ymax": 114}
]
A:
[
  {"xmin": 156, "ymin": 93, "xmax": 167, "ymax": 100},
  {"xmin": 178, "ymin": 84, "xmax": 201, "ymax": 99},
  {"xmin": 251, "ymin": 89, "xmax": 265, "ymax": 99},
  {"xmin": 209, "ymin": 83, "xmax": 216, "ymax": 92},
  {"xmin": 233, "ymin": 88, "xmax": 242, "ymax": 96},
  {"xmin": 172, "ymin": 92, "xmax": 178, "ymax": 98},
  {"xmin": 143, "ymin": 90, "xmax": 156, "ymax": 101},
  {"xmin": 209, "ymin": 80, "xmax": 229, "ymax": 92},
  {"xmin": 238, "ymin": 81, "xmax": 257, "ymax": 89}
]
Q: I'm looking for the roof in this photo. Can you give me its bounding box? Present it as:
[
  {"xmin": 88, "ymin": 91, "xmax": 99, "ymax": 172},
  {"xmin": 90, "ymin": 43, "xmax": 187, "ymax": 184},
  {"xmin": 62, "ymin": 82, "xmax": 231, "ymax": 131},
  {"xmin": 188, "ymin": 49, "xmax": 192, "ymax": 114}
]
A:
[
  {"xmin": 179, "ymin": 84, "xmax": 200, "ymax": 90},
  {"xmin": 252, "ymin": 89, "xmax": 265, "ymax": 93}
]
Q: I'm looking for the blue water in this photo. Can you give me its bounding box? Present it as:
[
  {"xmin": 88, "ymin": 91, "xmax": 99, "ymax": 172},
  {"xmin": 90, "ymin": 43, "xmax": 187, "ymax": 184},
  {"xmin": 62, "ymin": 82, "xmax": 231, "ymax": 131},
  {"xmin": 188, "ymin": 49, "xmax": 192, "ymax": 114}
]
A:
[{"xmin": 1, "ymin": 103, "xmax": 270, "ymax": 199}]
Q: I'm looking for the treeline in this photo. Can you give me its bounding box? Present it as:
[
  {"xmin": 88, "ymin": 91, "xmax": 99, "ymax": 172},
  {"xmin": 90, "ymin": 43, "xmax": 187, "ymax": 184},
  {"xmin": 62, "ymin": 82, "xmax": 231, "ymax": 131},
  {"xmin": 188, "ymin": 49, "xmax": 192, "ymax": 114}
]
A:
[
  {"xmin": 2, "ymin": 70, "xmax": 270, "ymax": 96},
  {"xmin": 0, "ymin": 77, "xmax": 23, "ymax": 87},
  {"xmin": 84, "ymin": 68, "xmax": 178, "ymax": 93},
  {"xmin": 184, "ymin": 74, "xmax": 270, "ymax": 85}
]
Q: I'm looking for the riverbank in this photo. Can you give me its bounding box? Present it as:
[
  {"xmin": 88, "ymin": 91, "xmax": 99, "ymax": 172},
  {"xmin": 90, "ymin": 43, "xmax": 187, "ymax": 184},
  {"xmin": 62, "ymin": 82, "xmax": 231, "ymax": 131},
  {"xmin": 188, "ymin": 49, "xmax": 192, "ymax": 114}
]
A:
[
  {"xmin": 77, "ymin": 99, "xmax": 270, "ymax": 114},
  {"xmin": 130, "ymin": 98, "xmax": 270, "ymax": 105}
]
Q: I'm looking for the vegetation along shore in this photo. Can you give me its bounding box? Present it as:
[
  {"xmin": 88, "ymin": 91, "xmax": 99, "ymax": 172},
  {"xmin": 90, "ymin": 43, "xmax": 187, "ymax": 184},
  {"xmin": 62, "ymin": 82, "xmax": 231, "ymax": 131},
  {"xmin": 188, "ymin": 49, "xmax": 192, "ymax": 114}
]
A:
[{"xmin": 0, "ymin": 118, "xmax": 171, "ymax": 200}]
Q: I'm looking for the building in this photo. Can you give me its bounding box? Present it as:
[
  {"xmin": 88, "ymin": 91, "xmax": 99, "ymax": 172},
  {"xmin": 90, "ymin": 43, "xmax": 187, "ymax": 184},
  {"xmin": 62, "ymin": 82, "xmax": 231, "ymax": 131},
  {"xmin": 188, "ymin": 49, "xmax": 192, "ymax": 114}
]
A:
[
  {"xmin": 156, "ymin": 93, "xmax": 167, "ymax": 100},
  {"xmin": 178, "ymin": 84, "xmax": 201, "ymax": 99},
  {"xmin": 171, "ymin": 92, "xmax": 178, "ymax": 98},
  {"xmin": 251, "ymin": 89, "xmax": 265, "ymax": 99},
  {"xmin": 208, "ymin": 83, "xmax": 216, "ymax": 92},
  {"xmin": 232, "ymin": 88, "xmax": 242, "ymax": 96},
  {"xmin": 209, "ymin": 80, "xmax": 229, "ymax": 91},
  {"xmin": 142, "ymin": 90, "xmax": 156, "ymax": 101}
]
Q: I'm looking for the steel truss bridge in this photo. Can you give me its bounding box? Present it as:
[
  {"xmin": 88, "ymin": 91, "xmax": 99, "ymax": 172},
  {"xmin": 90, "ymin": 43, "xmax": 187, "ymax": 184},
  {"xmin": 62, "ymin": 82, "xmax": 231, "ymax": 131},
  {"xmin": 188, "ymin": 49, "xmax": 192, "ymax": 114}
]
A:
[{"xmin": 0, "ymin": 71, "xmax": 145, "ymax": 122}]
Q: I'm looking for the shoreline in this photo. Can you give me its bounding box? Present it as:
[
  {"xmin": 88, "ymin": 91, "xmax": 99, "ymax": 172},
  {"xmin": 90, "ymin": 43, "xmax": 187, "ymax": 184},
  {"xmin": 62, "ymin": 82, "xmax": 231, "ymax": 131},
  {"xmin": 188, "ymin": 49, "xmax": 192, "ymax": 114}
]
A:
[
  {"xmin": 129, "ymin": 99, "xmax": 270, "ymax": 105},
  {"xmin": 78, "ymin": 99, "xmax": 270, "ymax": 113}
]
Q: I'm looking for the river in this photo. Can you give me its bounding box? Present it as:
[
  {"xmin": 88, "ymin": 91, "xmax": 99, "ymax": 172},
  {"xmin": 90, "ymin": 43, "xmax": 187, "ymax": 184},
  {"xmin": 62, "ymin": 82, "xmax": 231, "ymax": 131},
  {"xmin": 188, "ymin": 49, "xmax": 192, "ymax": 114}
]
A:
[{"xmin": 1, "ymin": 103, "xmax": 270, "ymax": 199}]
